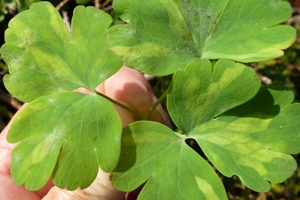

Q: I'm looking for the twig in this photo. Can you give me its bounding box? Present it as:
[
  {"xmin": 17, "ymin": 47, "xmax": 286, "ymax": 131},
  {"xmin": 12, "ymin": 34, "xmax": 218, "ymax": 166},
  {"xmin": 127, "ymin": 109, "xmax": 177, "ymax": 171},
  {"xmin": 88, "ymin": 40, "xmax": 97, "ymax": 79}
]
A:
[
  {"xmin": 0, "ymin": 88, "xmax": 22, "ymax": 110},
  {"xmin": 94, "ymin": 0, "xmax": 100, "ymax": 9},
  {"xmin": 56, "ymin": 0, "xmax": 70, "ymax": 11},
  {"xmin": 256, "ymin": 73, "xmax": 272, "ymax": 85},
  {"xmin": 62, "ymin": 11, "xmax": 71, "ymax": 33},
  {"xmin": 101, "ymin": 0, "xmax": 111, "ymax": 8},
  {"xmin": 102, "ymin": 5, "xmax": 113, "ymax": 12},
  {"xmin": 286, "ymin": 14, "xmax": 300, "ymax": 25},
  {"xmin": 251, "ymin": 63, "xmax": 273, "ymax": 85}
]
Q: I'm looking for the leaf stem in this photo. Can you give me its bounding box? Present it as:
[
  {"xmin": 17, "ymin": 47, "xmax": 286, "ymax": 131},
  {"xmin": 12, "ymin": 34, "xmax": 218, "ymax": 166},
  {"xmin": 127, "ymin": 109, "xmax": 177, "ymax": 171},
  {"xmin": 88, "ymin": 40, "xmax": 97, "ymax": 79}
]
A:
[
  {"xmin": 143, "ymin": 89, "xmax": 168, "ymax": 120},
  {"xmin": 95, "ymin": 89, "xmax": 168, "ymax": 121},
  {"xmin": 95, "ymin": 90, "xmax": 144, "ymax": 119}
]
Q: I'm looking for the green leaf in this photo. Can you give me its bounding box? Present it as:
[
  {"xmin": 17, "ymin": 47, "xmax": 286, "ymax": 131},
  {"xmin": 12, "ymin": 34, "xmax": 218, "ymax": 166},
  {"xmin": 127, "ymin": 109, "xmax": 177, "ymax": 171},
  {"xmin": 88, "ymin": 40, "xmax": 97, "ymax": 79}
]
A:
[
  {"xmin": 1, "ymin": 2, "xmax": 122, "ymax": 102},
  {"xmin": 7, "ymin": 92, "xmax": 122, "ymax": 190},
  {"xmin": 109, "ymin": 0, "xmax": 295, "ymax": 75},
  {"xmin": 176, "ymin": 0, "xmax": 295, "ymax": 62},
  {"xmin": 167, "ymin": 61, "xmax": 300, "ymax": 192},
  {"xmin": 167, "ymin": 59, "xmax": 261, "ymax": 133},
  {"xmin": 111, "ymin": 121, "xmax": 227, "ymax": 199},
  {"xmin": 112, "ymin": 59, "xmax": 300, "ymax": 198},
  {"xmin": 192, "ymin": 86, "xmax": 300, "ymax": 192},
  {"xmin": 1, "ymin": 2, "xmax": 123, "ymax": 190}
]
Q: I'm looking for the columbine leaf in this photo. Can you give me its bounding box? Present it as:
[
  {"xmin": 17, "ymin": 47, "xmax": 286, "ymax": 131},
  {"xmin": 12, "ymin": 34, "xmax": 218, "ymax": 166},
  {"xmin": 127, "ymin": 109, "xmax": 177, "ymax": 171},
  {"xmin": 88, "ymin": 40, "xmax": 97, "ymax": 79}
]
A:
[
  {"xmin": 176, "ymin": 0, "xmax": 295, "ymax": 62},
  {"xmin": 168, "ymin": 61, "xmax": 300, "ymax": 192},
  {"xmin": 111, "ymin": 121, "xmax": 227, "ymax": 199},
  {"xmin": 167, "ymin": 58, "xmax": 261, "ymax": 133},
  {"xmin": 109, "ymin": 0, "xmax": 196, "ymax": 75},
  {"xmin": 1, "ymin": 2, "xmax": 123, "ymax": 190},
  {"xmin": 7, "ymin": 92, "xmax": 121, "ymax": 190},
  {"xmin": 108, "ymin": 0, "xmax": 295, "ymax": 75},
  {"xmin": 1, "ymin": 2, "xmax": 122, "ymax": 102},
  {"xmin": 192, "ymin": 86, "xmax": 300, "ymax": 192}
]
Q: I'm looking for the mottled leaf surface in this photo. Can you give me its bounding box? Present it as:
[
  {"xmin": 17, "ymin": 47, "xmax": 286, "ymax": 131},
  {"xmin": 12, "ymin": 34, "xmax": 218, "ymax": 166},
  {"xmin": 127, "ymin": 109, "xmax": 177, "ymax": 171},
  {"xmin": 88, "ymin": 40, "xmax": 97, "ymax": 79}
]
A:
[
  {"xmin": 111, "ymin": 121, "xmax": 227, "ymax": 199},
  {"xmin": 168, "ymin": 59, "xmax": 300, "ymax": 192},
  {"xmin": 1, "ymin": 2, "xmax": 123, "ymax": 190},
  {"xmin": 8, "ymin": 92, "xmax": 121, "ymax": 190},
  {"xmin": 109, "ymin": 0, "xmax": 295, "ymax": 75},
  {"xmin": 1, "ymin": 2, "xmax": 122, "ymax": 102},
  {"xmin": 192, "ymin": 87, "xmax": 300, "ymax": 192},
  {"xmin": 111, "ymin": 59, "xmax": 300, "ymax": 199},
  {"xmin": 167, "ymin": 59, "xmax": 261, "ymax": 133}
]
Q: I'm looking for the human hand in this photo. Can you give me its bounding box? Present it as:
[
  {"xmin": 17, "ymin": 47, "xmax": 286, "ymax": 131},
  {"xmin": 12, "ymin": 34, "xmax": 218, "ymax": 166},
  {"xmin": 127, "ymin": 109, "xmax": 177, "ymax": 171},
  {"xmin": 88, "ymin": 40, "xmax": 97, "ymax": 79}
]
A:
[{"xmin": 0, "ymin": 67, "xmax": 166, "ymax": 199}]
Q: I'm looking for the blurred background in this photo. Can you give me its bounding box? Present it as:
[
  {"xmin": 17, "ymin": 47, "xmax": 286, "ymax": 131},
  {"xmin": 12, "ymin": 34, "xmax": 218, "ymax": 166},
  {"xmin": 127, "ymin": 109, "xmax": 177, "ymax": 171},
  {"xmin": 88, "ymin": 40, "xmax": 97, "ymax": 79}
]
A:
[{"xmin": 0, "ymin": 0, "xmax": 300, "ymax": 199}]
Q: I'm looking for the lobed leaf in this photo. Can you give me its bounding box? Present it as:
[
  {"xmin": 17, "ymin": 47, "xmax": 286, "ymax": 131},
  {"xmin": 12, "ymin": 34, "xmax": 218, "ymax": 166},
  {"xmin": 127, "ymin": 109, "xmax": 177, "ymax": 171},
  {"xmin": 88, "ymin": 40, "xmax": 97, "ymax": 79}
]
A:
[
  {"xmin": 192, "ymin": 86, "xmax": 300, "ymax": 192},
  {"xmin": 112, "ymin": 69, "xmax": 300, "ymax": 198},
  {"xmin": 1, "ymin": 2, "xmax": 122, "ymax": 102},
  {"xmin": 167, "ymin": 61, "xmax": 300, "ymax": 192},
  {"xmin": 111, "ymin": 121, "xmax": 227, "ymax": 199},
  {"xmin": 177, "ymin": 0, "xmax": 296, "ymax": 62},
  {"xmin": 109, "ymin": 0, "xmax": 295, "ymax": 75},
  {"xmin": 8, "ymin": 92, "xmax": 122, "ymax": 190},
  {"xmin": 1, "ymin": 2, "xmax": 123, "ymax": 190},
  {"xmin": 167, "ymin": 58, "xmax": 261, "ymax": 133}
]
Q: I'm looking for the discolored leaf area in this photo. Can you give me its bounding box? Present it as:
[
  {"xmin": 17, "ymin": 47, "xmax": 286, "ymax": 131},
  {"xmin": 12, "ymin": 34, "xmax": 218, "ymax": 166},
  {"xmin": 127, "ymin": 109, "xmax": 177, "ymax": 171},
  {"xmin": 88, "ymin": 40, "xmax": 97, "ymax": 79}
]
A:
[
  {"xmin": 108, "ymin": 0, "xmax": 295, "ymax": 75},
  {"xmin": 8, "ymin": 92, "xmax": 122, "ymax": 190},
  {"xmin": 167, "ymin": 59, "xmax": 261, "ymax": 133},
  {"xmin": 1, "ymin": 2, "xmax": 123, "ymax": 190},
  {"xmin": 112, "ymin": 59, "xmax": 300, "ymax": 199},
  {"xmin": 111, "ymin": 121, "xmax": 227, "ymax": 199},
  {"xmin": 1, "ymin": 2, "xmax": 122, "ymax": 102},
  {"xmin": 192, "ymin": 87, "xmax": 300, "ymax": 192},
  {"xmin": 168, "ymin": 59, "xmax": 300, "ymax": 192}
]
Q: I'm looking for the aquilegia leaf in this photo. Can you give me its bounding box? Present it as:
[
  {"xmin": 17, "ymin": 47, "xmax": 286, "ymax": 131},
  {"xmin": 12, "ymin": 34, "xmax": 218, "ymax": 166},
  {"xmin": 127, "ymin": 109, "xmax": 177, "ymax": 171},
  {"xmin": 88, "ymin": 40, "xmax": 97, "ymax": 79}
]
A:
[
  {"xmin": 192, "ymin": 86, "xmax": 300, "ymax": 192},
  {"xmin": 8, "ymin": 92, "xmax": 122, "ymax": 190},
  {"xmin": 167, "ymin": 58, "xmax": 261, "ymax": 133},
  {"xmin": 108, "ymin": 0, "xmax": 295, "ymax": 75},
  {"xmin": 1, "ymin": 2, "xmax": 123, "ymax": 190},
  {"xmin": 112, "ymin": 59, "xmax": 300, "ymax": 198},
  {"xmin": 1, "ymin": 2, "xmax": 122, "ymax": 102},
  {"xmin": 168, "ymin": 59, "xmax": 300, "ymax": 192},
  {"xmin": 111, "ymin": 121, "xmax": 228, "ymax": 199}
]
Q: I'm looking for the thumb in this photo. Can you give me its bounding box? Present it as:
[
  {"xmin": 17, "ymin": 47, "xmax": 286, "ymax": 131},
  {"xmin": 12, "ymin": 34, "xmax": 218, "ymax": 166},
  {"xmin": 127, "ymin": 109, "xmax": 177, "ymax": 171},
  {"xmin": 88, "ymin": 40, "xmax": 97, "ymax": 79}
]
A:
[{"xmin": 43, "ymin": 170, "xmax": 125, "ymax": 200}]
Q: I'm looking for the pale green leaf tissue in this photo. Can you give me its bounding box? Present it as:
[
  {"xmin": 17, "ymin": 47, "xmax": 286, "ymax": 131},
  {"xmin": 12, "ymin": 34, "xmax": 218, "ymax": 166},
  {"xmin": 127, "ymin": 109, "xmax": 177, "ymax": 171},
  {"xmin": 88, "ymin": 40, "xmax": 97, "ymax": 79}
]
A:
[
  {"xmin": 2, "ymin": 0, "xmax": 300, "ymax": 198},
  {"xmin": 109, "ymin": 0, "xmax": 295, "ymax": 75},
  {"xmin": 1, "ymin": 2, "xmax": 122, "ymax": 102},
  {"xmin": 111, "ymin": 121, "xmax": 228, "ymax": 199},
  {"xmin": 1, "ymin": 2, "xmax": 123, "ymax": 190},
  {"xmin": 111, "ymin": 59, "xmax": 300, "ymax": 198},
  {"xmin": 169, "ymin": 60, "xmax": 300, "ymax": 192}
]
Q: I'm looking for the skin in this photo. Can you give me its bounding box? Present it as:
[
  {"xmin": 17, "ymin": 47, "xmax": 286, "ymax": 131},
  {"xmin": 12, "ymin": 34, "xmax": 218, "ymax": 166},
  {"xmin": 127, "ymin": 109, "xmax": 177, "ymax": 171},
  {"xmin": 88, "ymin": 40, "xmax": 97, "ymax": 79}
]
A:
[{"xmin": 0, "ymin": 67, "xmax": 166, "ymax": 199}]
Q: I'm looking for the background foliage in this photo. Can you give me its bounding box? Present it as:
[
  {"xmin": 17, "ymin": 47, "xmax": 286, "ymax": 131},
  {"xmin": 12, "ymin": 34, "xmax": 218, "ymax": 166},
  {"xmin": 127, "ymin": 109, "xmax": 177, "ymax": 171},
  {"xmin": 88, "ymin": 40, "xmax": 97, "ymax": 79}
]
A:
[{"xmin": 0, "ymin": 0, "xmax": 300, "ymax": 199}]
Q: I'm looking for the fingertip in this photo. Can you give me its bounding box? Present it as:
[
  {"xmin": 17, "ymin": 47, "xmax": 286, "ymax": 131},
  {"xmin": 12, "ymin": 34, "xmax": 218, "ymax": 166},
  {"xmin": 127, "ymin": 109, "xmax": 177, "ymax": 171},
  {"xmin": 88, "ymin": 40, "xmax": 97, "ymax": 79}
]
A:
[{"xmin": 102, "ymin": 67, "xmax": 167, "ymax": 124}]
